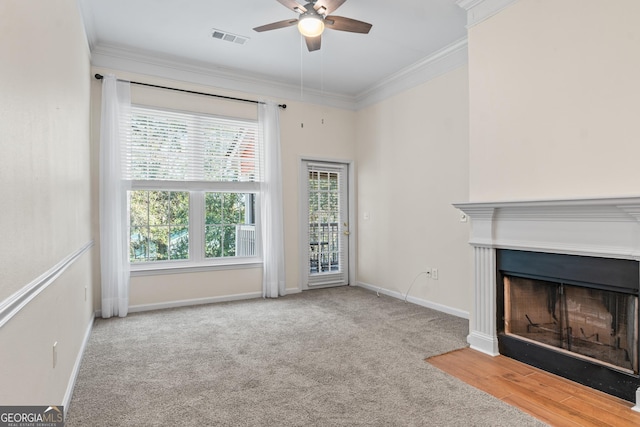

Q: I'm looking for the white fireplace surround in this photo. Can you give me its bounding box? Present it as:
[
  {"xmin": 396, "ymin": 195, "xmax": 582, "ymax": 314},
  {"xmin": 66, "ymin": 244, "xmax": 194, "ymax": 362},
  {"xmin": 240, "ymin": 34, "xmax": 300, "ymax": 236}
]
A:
[
  {"xmin": 454, "ymin": 196, "xmax": 640, "ymax": 408},
  {"xmin": 454, "ymin": 196, "xmax": 640, "ymax": 355}
]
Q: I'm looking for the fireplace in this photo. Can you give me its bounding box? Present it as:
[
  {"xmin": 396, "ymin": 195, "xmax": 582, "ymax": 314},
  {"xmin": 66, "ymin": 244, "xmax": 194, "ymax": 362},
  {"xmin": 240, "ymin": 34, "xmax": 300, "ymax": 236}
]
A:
[
  {"xmin": 497, "ymin": 249, "xmax": 639, "ymax": 401},
  {"xmin": 453, "ymin": 197, "xmax": 640, "ymax": 406}
]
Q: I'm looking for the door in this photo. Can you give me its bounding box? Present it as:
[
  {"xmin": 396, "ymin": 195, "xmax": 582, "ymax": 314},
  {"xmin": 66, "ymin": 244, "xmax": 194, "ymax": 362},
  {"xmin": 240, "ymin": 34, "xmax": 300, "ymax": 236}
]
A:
[{"xmin": 302, "ymin": 161, "xmax": 350, "ymax": 288}]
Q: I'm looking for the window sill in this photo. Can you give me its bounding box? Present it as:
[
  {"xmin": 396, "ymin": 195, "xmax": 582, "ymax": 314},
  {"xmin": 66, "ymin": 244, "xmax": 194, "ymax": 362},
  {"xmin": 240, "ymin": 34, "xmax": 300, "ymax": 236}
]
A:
[{"xmin": 130, "ymin": 258, "xmax": 262, "ymax": 277}]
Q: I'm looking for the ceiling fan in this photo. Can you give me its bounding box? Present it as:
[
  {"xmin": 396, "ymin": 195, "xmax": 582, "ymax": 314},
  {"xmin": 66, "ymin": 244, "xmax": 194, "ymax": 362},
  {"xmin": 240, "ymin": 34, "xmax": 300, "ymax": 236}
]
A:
[{"xmin": 253, "ymin": 0, "xmax": 372, "ymax": 52}]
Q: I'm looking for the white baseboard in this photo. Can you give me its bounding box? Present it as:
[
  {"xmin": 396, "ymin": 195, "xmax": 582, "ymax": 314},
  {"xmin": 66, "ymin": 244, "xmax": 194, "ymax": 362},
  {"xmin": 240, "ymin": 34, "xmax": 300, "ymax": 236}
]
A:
[
  {"xmin": 125, "ymin": 292, "xmax": 263, "ymax": 314},
  {"xmin": 467, "ymin": 331, "xmax": 500, "ymax": 356},
  {"xmin": 632, "ymin": 387, "xmax": 640, "ymax": 412},
  {"xmin": 356, "ymin": 282, "xmax": 469, "ymax": 319},
  {"xmin": 96, "ymin": 289, "xmax": 302, "ymax": 318},
  {"xmin": 63, "ymin": 312, "xmax": 95, "ymax": 416},
  {"xmin": 95, "ymin": 292, "xmax": 263, "ymax": 317}
]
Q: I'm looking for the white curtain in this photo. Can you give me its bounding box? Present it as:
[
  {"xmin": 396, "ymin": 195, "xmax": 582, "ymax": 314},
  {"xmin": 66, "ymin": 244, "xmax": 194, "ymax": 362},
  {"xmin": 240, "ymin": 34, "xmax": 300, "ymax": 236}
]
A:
[
  {"xmin": 99, "ymin": 75, "xmax": 131, "ymax": 318},
  {"xmin": 259, "ymin": 102, "xmax": 286, "ymax": 298}
]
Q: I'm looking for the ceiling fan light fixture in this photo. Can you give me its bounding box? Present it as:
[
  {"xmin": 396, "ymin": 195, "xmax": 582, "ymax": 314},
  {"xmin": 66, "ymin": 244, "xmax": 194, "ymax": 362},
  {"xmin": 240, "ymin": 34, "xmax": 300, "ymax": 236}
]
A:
[
  {"xmin": 255, "ymin": 0, "xmax": 372, "ymax": 51},
  {"xmin": 298, "ymin": 15, "xmax": 324, "ymax": 37}
]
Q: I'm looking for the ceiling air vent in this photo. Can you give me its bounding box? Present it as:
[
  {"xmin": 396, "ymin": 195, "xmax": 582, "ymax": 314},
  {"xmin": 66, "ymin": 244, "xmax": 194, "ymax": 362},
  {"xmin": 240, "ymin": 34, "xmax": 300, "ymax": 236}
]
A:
[{"xmin": 211, "ymin": 29, "xmax": 249, "ymax": 45}]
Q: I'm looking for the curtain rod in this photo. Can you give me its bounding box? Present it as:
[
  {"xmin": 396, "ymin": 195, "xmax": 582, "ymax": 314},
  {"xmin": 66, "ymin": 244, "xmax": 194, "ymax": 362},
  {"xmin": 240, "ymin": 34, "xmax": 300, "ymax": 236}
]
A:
[{"xmin": 94, "ymin": 74, "xmax": 286, "ymax": 109}]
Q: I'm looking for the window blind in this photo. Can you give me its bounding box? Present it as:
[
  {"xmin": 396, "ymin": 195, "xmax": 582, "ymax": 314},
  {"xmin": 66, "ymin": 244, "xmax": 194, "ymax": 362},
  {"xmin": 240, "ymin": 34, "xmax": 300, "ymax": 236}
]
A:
[{"xmin": 126, "ymin": 106, "xmax": 261, "ymax": 182}]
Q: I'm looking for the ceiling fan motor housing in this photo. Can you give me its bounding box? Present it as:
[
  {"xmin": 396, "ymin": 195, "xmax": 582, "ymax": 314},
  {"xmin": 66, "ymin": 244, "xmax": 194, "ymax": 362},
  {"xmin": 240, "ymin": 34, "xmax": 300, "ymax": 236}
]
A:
[{"xmin": 300, "ymin": 3, "xmax": 326, "ymax": 19}]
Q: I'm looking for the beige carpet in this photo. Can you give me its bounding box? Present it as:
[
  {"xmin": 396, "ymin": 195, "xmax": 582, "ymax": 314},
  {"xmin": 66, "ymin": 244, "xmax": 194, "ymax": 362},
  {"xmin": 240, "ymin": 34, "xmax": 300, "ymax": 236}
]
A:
[{"xmin": 65, "ymin": 286, "xmax": 547, "ymax": 426}]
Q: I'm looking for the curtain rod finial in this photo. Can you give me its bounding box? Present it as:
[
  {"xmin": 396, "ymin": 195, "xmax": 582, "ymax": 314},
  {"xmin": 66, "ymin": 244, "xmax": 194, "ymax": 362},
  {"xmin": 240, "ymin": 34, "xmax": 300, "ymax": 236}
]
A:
[{"xmin": 94, "ymin": 73, "xmax": 104, "ymax": 80}]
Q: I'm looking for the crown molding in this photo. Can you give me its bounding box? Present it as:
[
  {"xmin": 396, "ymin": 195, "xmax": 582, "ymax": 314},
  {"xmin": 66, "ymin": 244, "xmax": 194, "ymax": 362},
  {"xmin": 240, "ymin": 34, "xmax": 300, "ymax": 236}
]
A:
[
  {"xmin": 90, "ymin": 38, "xmax": 469, "ymax": 112},
  {"xmin": 355, "ymin": 38, "xmax": 468, "ymax": 110},
  {"xmin": 456, "ymin": 0, "xmax": 521, "ymax": 28},
  {"xmin": 91, "ymin": 43, "xmax": 357, "ymax": 110}
]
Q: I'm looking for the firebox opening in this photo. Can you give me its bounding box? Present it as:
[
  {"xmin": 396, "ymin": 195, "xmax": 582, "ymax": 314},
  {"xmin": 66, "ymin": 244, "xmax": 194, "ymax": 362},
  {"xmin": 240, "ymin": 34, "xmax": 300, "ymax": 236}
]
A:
[
  {"xmin": 496, "ymin": 249, "xmax": 640, "ymax": 402},
  {"xmin": 504, "ymin": 275, "xmax": 639, "ymax": 375}
]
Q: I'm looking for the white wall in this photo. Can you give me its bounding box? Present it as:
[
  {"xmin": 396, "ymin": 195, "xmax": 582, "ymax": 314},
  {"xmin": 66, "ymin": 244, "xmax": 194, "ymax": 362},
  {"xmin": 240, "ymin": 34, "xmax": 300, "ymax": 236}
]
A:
[
  {"xmin": 280, "ymin": 99, "xmax": 357, "ymax": 292},
  {"xmin": 355, "ymin": 66, "xmax": 471, "ymax": 315},
  {"xmin": 0, "ymin": 0, "xmax": 94, "ymax": 406},
  {"xmin": 90, "ymin": 68, "xmax": 357, "ymax": 308},
  {"xmin": 468, "ymin": 0, "xmax": 640, "ymax": 201}
]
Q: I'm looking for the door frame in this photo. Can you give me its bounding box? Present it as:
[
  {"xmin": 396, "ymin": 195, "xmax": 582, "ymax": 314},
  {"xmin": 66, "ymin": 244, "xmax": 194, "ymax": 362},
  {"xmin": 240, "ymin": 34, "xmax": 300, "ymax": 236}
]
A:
[{"xmin": 298, "ymin": 157, "xmax": 356, "ymax": 291}]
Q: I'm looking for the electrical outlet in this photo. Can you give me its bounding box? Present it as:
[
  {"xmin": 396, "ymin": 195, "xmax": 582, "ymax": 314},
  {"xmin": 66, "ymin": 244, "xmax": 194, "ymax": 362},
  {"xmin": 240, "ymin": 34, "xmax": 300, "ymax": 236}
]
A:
[
  {"xmin": 432, "ymin": 268, "xmax": 439, "ymax": 280},
  {"xmin": 53, "ymin": 342, "xmax": 58, "ymax": 368},
  {"xmin": 425, "ymin": 270, "xmax": 432, "ymax": 279}
]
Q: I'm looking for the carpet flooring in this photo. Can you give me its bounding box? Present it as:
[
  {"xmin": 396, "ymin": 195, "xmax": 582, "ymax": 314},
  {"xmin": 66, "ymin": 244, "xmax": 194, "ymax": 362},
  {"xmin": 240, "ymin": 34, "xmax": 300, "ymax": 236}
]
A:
[{"xmin": 65, "ymin": 286, "xmax": 547, "ymax": 426}]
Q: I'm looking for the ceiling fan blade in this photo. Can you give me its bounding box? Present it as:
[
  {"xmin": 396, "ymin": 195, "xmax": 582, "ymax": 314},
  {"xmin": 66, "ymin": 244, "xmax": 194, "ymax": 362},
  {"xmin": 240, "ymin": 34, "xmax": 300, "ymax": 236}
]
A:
[
  {"xmin": 253, "ymin": 19, "xmax": 298, "ymax": 32},
  {"xmin": 276, "ymin": 0, "xmax": 307, "ymax": 13},
  {"xmin": 324, "ymin": 15, "xmax": 372, "ymax": 34},
  {"xmin": 313, "ymin": 0, "xmax": 346, "ymax": 15},
  {"xmin": 305, "ymin": 35, "xmax": 321, "ymax": 52}
]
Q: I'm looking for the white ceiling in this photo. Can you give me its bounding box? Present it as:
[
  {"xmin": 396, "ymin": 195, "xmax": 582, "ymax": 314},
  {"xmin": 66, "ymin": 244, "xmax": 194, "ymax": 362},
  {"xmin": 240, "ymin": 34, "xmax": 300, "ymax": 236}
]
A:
[{"xmin": 79, "ymin": 0, "xmax": 468, "ymax": 103}]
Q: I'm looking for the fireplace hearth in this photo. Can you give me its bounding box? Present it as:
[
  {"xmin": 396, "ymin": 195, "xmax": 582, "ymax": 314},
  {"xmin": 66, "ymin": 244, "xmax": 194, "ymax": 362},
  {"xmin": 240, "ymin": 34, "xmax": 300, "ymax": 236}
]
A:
[{"xmin": 453, "ymin": 196, "xmax": 640, "ymax": 406}]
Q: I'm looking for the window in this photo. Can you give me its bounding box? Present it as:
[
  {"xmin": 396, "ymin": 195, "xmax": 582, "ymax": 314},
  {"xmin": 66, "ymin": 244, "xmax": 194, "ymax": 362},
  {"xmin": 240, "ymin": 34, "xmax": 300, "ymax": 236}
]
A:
[
  {"xmin": 126, "ymin": 106, "xmax": 261, "ymax": 270},
  {"xmin": 205, "ymin": 192, "xmax": 256, "ymax": 258},
  {"xmin": 130, "ymin": 190, "xmax": 189, "ymax": 262}
]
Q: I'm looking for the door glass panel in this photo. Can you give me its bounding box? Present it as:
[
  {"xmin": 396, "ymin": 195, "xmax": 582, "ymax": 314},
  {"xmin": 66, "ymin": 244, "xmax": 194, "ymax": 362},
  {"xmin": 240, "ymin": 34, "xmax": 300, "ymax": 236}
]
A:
[
  {"xmin": 308, "ymin": 170, "xmax": 340, "ymax": 275},
  {"xmin": 303, "ymin": 161, "xmax": 349, "ymax": 288}
]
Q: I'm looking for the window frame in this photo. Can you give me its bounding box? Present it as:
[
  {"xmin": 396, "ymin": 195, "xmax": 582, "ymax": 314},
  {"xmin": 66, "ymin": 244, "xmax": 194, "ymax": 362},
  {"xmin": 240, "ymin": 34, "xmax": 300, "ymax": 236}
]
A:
[
  {"xmin": 126, "ymin": 105, "xmax": 263, "ymax": 275},
  {"xmin": 129, "ymin": 189, "xmax": 190, "ymax": 263},
  {"xmin": 129, "ymin": 182, "xmax": 263, "ymax": 275}
]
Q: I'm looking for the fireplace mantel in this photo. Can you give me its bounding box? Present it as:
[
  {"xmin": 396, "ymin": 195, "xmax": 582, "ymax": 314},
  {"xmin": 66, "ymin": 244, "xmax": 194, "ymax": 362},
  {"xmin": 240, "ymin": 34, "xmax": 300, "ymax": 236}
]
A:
[
  {"xmin": 454, "ymin": 196, "xmax": 640, "ymax": 407},
  {"xmin": 454, "ymin": 197, "xmax": 640, "ymax": 260}
]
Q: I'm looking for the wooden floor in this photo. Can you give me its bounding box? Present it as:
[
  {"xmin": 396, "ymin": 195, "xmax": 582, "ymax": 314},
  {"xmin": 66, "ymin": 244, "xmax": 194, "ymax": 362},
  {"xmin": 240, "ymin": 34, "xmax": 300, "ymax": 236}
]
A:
[{"xmin": 426, "ymin": 348, "xmax": 640, "ymax": 427}]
